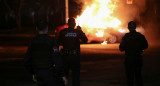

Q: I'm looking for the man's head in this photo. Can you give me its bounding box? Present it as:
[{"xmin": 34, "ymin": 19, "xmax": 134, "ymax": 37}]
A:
[
  {"xmin": 128, "ymin": 21, "xmax": 136, "ymax": 32},
  {"xmin": 68, "ymin": 18, "xmax": 76, "ymax": 28},
  {"xmin": 36, "ymin": 20, "xmax": 48, "ymax": 34}
]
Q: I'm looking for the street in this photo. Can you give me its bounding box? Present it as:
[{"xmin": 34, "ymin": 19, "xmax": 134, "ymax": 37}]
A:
[
  {"xmin": 0, "ymin": 43, "xmax": 160, "ymax": 86},
  {"xmin": 0, "ymin": 0, "xmax": 160, "ymax": 85}
]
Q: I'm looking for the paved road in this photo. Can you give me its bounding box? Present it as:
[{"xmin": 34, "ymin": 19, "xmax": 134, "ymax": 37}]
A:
[{"xmin": 0, "ymin": 43, "xmax": 160, "ymax": 86}]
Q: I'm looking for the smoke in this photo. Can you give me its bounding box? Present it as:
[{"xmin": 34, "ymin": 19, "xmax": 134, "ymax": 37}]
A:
[
  {"xmin": 114, "ymin": 0, "xmax": 147, "ymax": 38},
  {"xmin": 117, "ymin": 0, "xmax": 159, "ymax": 45},
  {"xmin": 116, "ymin": 0, "xmax": 147, "ymax": 26}
]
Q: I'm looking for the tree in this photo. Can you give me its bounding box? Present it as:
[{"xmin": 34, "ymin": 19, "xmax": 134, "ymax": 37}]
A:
[
  {"xmin": 3, "ymin": 0, "xmax": 24, "ymax": 30},
  {"xmin": 30, "ymin": 0, "xmax": 64, "ymax": 27}
]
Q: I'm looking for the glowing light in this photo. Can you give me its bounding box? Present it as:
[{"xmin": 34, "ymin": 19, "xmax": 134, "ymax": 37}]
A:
[
  {"xmin": 101, "ymin": 41, "xmax": 108, "ymax": 45},
  {"xmin": 118, "ymin": 29, "xmax": 125, "ymax": 33},
  {"xmin": 96, "ymin": 30, "xmax": 104, "ymax": 37},
  {"xmin": 76, "ymin": 0, "xmax": 121, "ymax": 38}
]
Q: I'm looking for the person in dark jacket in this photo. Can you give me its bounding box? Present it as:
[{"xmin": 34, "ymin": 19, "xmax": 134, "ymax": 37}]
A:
[
  {"xmin": 24, "ymin": 20, "xmax": 67, "ymax": 86},
  {"xmin": 57, "ymin": 18, "xmax": 88, "ymax": 86},
  {"xmin": 119, "ymin": 21, "xmax": 148, "ymax": 86}
]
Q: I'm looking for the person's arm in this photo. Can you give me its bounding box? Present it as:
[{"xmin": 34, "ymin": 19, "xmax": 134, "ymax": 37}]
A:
[
  {"xmin": 51, "ymin": 41, "xmax": 68, "ymax": 85},
  {"xmin": 24, "ymin": 42, "xmax": 37, "ymax": 82},
  {"xmin": 77, "ymin": 26, "xmax": 88, "ymax": 42},
  {"xmin": 142, "ymin": 35, "xmax": 148, "ymax": 50},
  {"xmin": 57, "ymin": 30, "xmax": 63, "ymax": 45},
  {"xmin": 52, "ymin": 45, "xmax": 65, "ymax": 77},
  {"xmin": 119, "ymin": 36, "xmax": 126, "ymax": 51},
  {"xmin": 24, "ymin": 43, "xmax": 35, "ymax": 75}
]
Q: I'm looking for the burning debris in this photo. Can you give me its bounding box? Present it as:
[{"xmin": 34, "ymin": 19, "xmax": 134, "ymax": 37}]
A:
[{"xmin": 101, "ymin": 41, "xmax": 108, "ymax": 45}]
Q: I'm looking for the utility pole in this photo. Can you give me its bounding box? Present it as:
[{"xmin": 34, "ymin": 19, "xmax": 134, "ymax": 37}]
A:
[
  {"xmin": 65, "ymin": 0, "xmax": 69, "ymax": 23},
  {"xmin": 126, "ymin": 0, "xmax": 133, "ymax": 4}
]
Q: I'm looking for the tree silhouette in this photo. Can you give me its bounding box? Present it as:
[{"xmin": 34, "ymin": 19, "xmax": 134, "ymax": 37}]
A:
[{"xmin": 3, "ymin": 0, "xmax": 24, "ymax": 30}]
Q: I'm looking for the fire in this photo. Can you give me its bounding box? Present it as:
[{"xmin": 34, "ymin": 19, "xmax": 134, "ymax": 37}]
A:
[
  {"xmin": 96, "ymin": 30, "xmax": 104, "ymax": 37},
  {"xmin": 76, "ymin": 0, "xmax": 121, "ymax": 38},
  {"xmin": 101, "ymin": 41, "xmax": 108, "ymax": 45},
  {"xmin": 118, "ymin": 28, "xmax": 126, "ymax": 33}
]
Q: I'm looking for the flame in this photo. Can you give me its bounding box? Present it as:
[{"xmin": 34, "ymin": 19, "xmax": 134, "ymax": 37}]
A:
[
  {"xmin": 118, "ymin": 28, "xmax": 125, "ymax": 33},
  {"xmin": 96, "ymin": 30, "xmax": 104, "ymax": 37},
  {"xmin": 76, "ymin": 0, "xmax": 121, "ymax": 38},
  {"xmin": 101, "ymin": 41, "xmax": 108, "ymax": 45}
]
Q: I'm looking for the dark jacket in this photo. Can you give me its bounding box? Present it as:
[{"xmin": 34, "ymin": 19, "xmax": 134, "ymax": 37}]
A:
[
  {"xmin": 57, "ymin": 28, "xmax": 88, "ymax": 51},
  {"xmin": 119, "ymin": 31, "xmax": 148, "ymax": 56},
  {"xmin": 24, "ymin": 34, "xmax": 65, "ymax": 77}
]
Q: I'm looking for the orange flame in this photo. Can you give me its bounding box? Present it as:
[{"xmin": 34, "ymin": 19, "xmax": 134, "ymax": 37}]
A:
[
  {"xmin": 96, "ymin": 30, "xmax": 104, "ymax": 37},
  {"xmin": 76, "ymin": 0, "xmax": 121, "ymax": 37},
  {"xmin": 101, "ymin": 41, "xmax": 108, "ymax": 45}
]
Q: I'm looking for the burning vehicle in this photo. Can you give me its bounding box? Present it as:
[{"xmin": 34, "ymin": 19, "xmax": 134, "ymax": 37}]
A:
[
  {"xmin": 85, "ymin": 28, "xmax": 127, "ymax": 43},
  {"xmin": 56, "ymin": 0, "xmax": 145, "ymax": 44},
  {"xmin": 56, "ymin": 24, "xmax": 127, "ymax": 43},
  {"xmin": 74, "ymin": 0, "xmax": 125, "ymax": 43}
]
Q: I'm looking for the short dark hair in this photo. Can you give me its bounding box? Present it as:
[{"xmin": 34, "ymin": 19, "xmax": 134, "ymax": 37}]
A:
[
  {"xmin": 68, "ymin": 18, "xmax": 76, "ymax": 26},
  {"xmin": 128, "ymin": 21, "xmax": 136, "ymax": 30},
  {"xmin": 36, "ymin": 20, "xmax": 48, "ymax": 31}
]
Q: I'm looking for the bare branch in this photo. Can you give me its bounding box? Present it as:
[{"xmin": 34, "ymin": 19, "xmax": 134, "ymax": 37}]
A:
[
  {"xmin": 3, "ymin": 0, "xmax": 24, "ymax": 30},
  {"xmin": 18, "ymin": 0, "xmax": 24, "ymax": 17},
  {"xmin": 4, "ymin": 0, "xmax": 16, "ymax": 18}
]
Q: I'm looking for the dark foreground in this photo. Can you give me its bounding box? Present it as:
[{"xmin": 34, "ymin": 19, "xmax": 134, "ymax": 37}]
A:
[{"xmin": 0, "ymin": 41, "xmax": 160, "ymax": 86}]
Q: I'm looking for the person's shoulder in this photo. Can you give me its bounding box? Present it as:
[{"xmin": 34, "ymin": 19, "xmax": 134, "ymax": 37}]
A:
[
  {"xmin": 125, "ymin": 32, "xmax": 130, "ymax": 35},
  {"xmin": 125, "ymin": 32, "xmax": 142, "ymax": 36},
  {"xmin": 46, "ymin": 35, "xmax": 56, "ymax": 41},
  {"xmin": 136, "ymin": 32, "xmax": 144, "ymax": 36},
  {"xmin": 47, "ymin": 35, "xmax": 53, "ymax": 38},
  {"xmin": 135, "ymin": 32, "xmax": 145, "ymax": 38},
  {"xmin": 46, "ymin": 36, "xmax": 58, "ymax": 45},
  {"xmin": 122, "ymin": 32, "xmax": 131, "ymax": 40},
  {"xmin": 60, "ymin": 28, "xmax": 68, "ymax": 32},
  {"xmin": 75, "ymin": 29, "xmax": 80, "ymax": 31},
  {"xmin": 59, "ymin": 28, "xmax": 68, "ymax": 35},
  {"xmin": 123, "ymin": 32, "xmax": 130, "ymax": 37},
  {"xmin": 30, "ymin": 35, "xmax": 39, "ymax": 41}
]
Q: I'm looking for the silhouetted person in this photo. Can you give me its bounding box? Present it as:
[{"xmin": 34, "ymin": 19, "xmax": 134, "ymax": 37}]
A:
[
  {"xmin": 119, "ymin": 21, "xmax": 148, "ymax": 86},
  {"xmin": 57, "ymin": 18, "xmax": 88, "ymax": 86},
  {"xmin": 24, "ymin": 20, "xmax": 67, "ymax": 86}
]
